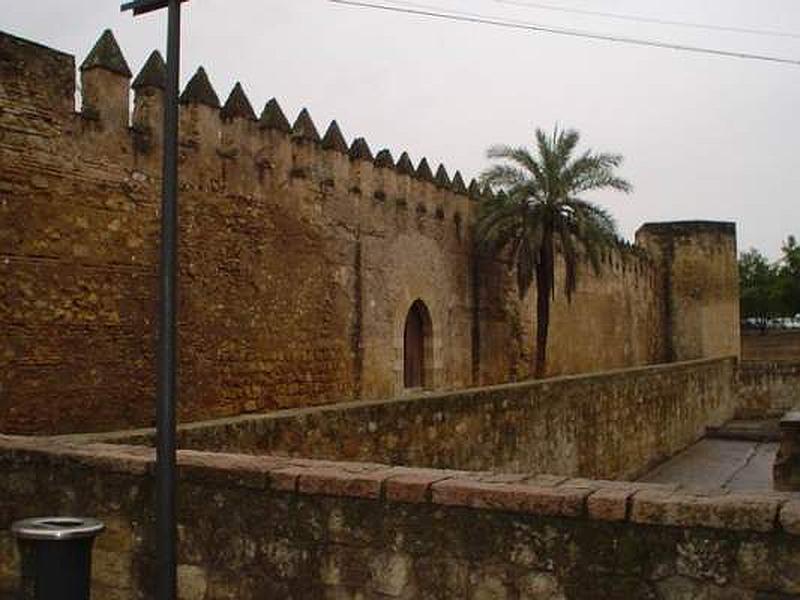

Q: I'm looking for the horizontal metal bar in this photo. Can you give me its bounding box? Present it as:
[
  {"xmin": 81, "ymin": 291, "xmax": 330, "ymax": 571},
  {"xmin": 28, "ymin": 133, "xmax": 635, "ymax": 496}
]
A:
[{"xmin": 121, "ymin": 0, "xmax": 188, "ymax": 16}]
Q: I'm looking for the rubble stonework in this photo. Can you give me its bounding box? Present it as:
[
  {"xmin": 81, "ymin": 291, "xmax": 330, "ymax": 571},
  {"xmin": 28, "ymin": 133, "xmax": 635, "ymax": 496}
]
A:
[
  {"xmin": 1, "ymin": 436, "xmax": 799, "ymax": 599},
  {"xmin": 0, "ymin": 29, "xmax": 740, "ymax": 434},
  {"xmin": 99, "ymin": 357, "xmax": 738, "ymax": 482}
]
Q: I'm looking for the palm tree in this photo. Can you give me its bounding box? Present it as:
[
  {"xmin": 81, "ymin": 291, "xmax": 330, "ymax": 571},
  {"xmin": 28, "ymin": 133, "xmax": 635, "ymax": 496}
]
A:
[{"xmin": 476, "ymin": 126, "xmax": 631, "ymax": 378}]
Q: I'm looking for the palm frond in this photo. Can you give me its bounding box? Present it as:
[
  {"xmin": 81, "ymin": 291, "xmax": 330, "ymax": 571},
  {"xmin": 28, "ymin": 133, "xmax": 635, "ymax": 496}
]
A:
[
  {"xmin": 476, "ymin": 124, "xmax": 631, "ymax": 346},
  {"xmin": 479, "ymin": 164, "xmax": 528, "ymax": 189}
]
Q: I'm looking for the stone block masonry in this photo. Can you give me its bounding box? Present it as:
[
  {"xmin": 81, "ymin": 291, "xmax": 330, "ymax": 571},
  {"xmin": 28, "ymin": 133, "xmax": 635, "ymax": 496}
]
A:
[
  {"xmin": 2, "ymin": 436, "xmax": 800, "ymax": 599},
  {"xmin": 742, "ymin": 330, "xmax": 800, "ymax": 362},
  {"xmin": 100, "ymin": 357, "xmax": 738, "ymax": 482},
  {"xmin": 0, "ymin": 29, "xmax": 741, "ymax": 435},
  {"xmin": 737, "ymin": 360, "xmax": 800, "ymax": 416}
]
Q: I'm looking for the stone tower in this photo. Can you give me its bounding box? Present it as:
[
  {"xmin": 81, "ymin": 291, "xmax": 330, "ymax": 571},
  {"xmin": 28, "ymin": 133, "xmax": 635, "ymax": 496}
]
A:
[{"xmin": 636, "ymin": 221, "xmax": 740, "ymax": 362}]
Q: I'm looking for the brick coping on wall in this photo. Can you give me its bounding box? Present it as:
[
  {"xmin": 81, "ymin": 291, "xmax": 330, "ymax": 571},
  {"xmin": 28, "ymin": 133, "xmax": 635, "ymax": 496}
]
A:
[
  {"xmin": 49, "ymin": 356, "xmax": 738, "ymax": 445},
  {"xmin": 3, "ymin": 433, "xmax": 798, "ymax": 537}
]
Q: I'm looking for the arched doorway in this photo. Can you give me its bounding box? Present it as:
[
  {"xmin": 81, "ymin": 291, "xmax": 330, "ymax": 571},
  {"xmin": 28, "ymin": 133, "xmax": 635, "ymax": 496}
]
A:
[{"xmin": 404, "ymin": 300, "xmax": 432, "ymax": 389}]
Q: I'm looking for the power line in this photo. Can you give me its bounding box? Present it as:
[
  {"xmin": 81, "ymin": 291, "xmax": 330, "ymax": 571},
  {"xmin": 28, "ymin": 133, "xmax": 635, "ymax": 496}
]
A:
[
  {"xmin": 490, "ymin": 0, "xmax": 800, "ymax": 40},
  {"xmin": 329, "ymin": 0, "xmax": 800, "ymax": 67}
]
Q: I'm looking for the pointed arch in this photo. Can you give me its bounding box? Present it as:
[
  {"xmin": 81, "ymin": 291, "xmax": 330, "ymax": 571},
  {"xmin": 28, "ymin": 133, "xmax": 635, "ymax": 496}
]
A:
[{"xmin": 403, "ymin": 299, "xmax": 433, "ymax": 389}]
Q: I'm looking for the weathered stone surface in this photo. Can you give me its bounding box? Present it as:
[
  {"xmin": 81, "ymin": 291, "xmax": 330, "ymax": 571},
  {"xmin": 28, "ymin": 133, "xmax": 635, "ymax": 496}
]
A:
[
  {"xmin": 374, "ymin": 149, "xmax": 394, "ymax": 169},
  {"xmin": 179, "ymin": 66, "xmax": 220, "ymax": 108},
  {"xmin": 742, "ymin": 330, "xmax": 800, "ymax": 361},
  {"xmin": 636, "ymin": 221, "xmax": 740, "ymax": 362},
  {"xmin": 587, "ymin": 487, "xmax": 634, "ymax": 521},
  {"xmin": 0, "ymin": 30, "xmax": 740, "ymax": 437},
  {"xmin": 291, "ymin": 108, "xmax": 321, "ymax": 142},
  {"xmin": 395, "ymin": 151, "xmax": 415, "ymax": 175},
  {"xmin": 321, "ymin": 120, "xmax": 348, "ymax": 153},
  {"xmin": 177, "ymin": 564, "xmax": 208, "ymax": 600},
  {"xmin": 775, "ymin": 412, "xmax": 800, "ymax": 491},
  {"xmin": 349, "ymin": 137, "xmax": 373, "ymax": 162},
  {"xmin": 779, "ymin": 500, "xmax": 800, "ymax": 534},
  {"xmin": 415, "ymin": 157, "xmax": 434, "ymax": 182},
  {"xmin": 3, "ymin": 438, "xmax": 800, "ymax": 599},
  {"xmin": 92, "ymin": 549, "xmax": 133, "ymax": 590},
  {"xmin": 518, "ymin": 572, "xmax": 565, "ymax": 599},
  {"xmin": 434, "ymin": 164, "xmax": 451, "ymax": 188},
  {"xmin": 220, "ymin": 82, "xmax": 256, "ymax": 121},
  {"xmin": 431, "ymin": 479, "xmax": 590, "ymax": 517},
  {"xmin": 631, "ymin": 490, "xmax": 780, "ymax": 532},
  {"xmin": 259, "ymin": 97, "xmax": 291, "ymax": 132},
  {"xmin": 468, "ymin": 178, "xmax": 482, "ymax": 198},
  {"xmin": 121, "ymin": 358, "xmax": 741, "ymax": 485},
  {"xmin": 384, "ymin": 468, "xmax": 453, "ymax": 503},
  {"xmin": 132, "ymin": 50, "xmax": 166, "ymax": 89},
  {"xmin": 80, "ymin": 29, "xmax": 131, "ymax": 77},
  {"xmin": 297, "ymin": 465, "xmax": 392, "ymax": 499},
  {"xmin": 452, "ymin": 171, "xmax": 468, "ymax": 194}
]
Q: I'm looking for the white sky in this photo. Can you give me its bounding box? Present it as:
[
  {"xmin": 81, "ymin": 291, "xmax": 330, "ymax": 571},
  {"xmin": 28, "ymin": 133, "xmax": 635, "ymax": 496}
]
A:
[{"xmin": 4, "ymin": 0, "xmax": 800, "ymax": 259}]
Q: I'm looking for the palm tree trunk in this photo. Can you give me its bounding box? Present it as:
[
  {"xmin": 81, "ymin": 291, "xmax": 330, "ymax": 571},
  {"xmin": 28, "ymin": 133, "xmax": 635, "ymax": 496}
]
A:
[{"xmin": 534, "ymin": 232, "xmax": 554, "ymax": 378}]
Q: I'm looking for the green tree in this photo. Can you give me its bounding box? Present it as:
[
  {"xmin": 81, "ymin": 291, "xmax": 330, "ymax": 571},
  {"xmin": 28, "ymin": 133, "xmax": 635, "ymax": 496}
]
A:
[
  {"xmin": 738, "ymin": 236, "xmax": 799, "ymax": 328},
  {"xmin": 777, "ymin": 235, "xmax": 800, "ymax": 317},
  {"xmin": 739, "ymin": 248, "xmax": 780, "ymax": 329},
  {"xmin": 475, "ymin": 126, "xmax": 631, "ymax": 377}
]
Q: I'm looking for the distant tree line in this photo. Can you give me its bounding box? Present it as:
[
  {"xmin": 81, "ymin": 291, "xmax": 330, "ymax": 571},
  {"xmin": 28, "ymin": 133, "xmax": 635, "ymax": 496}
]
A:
[{"xmin": 739, "ymin": 235, "xmax": 800, "ymax": 328}]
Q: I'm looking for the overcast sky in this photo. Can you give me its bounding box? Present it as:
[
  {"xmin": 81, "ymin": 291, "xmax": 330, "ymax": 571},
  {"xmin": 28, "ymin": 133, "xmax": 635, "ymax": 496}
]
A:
[{"xmin": 5, "ymin": 0, "xmax": 799, "ymax": 258}]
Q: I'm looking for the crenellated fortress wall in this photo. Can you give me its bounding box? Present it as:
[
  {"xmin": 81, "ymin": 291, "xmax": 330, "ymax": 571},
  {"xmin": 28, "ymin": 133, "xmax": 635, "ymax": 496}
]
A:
[{"xmin": 0, "ymin": 29, "xmax": 739, "ymax": 434}]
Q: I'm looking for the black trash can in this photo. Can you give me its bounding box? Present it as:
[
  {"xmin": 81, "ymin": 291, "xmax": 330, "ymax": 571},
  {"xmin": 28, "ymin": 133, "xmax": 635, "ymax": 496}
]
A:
[{"xmin": 11, "ymin": 517, "xmax": 104, "ymax": 600}]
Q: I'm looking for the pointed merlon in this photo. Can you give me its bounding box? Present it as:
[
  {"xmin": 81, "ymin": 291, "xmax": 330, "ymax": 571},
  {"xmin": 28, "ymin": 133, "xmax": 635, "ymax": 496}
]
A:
[
  {"xmin": 349, "ymin": 137, "xmax": 373, "ymax": 162},
  {"xmin": 292, "ymin": 108, "xmax": 321, "ymax": 143},
  {"xmin": 221, "ymin": 82, "xmax": 257, "ymax": 121},
  {"xmin": 396, "ymin": 152, "xmax": 415, "ymax": 176},
  {"xmin": 374, "ymin": 149, "xmax": 394, "ymax": 169},
  {"xmin": 452, "ymin": 171, "xmax": 468, "ymax": 194},
  {"xmin": 416, "ymin": 158, "xmax": 434, "ymax": 183},
  {"xmin": 260, "ymin": 98, "xmax": 291, "ymax": 133},
  {"xmin": 132, "ymin": 50, "xmax": 166, "ymax": 89},
  {"xmin": 483, "ymin": 185, "xmax": 495, "ymax": 201},
  {"xmin": 435, "ymin": 164, "xmax": 451, "ymax": 189},
  {"xmin": 321, "ymin": 121, "xmax": 348, "ymax": 152},
  {"xmin": 180, "ymin": 67, "xmax": 221, "ymax": 108},
  {"xmin": 80, "ymin": 29, "xmax": 132, "ymax": 77},
  {"xmin": 468, "ymin": 178, "xmax": 482, "ymax": 199}
]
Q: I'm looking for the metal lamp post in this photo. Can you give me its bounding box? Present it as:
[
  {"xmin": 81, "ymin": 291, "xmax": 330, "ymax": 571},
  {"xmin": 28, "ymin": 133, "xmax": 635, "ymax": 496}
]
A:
[{"xmin": 121, "ymin": 1, "xmax": 188, "ymax": 598}]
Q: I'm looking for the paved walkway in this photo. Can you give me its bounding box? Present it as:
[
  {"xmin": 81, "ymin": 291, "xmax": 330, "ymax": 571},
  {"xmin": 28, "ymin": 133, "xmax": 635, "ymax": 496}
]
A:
[{"xmin": 639, "ymin": 438, "xmax": 779, "ymax": 493}]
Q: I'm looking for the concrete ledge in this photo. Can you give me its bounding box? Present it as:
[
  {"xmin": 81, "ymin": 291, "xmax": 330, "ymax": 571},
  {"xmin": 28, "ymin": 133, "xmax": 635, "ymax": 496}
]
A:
[{"xmin": 1, "ymin": 435, "xmax": 794, "ymax": 535}]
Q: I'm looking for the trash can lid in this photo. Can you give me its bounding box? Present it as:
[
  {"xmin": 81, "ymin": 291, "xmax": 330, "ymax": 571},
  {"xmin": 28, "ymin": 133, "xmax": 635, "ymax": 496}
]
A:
[{"xmin": 11, "ymin": 517, "xmax": 105, "ymax": 541}]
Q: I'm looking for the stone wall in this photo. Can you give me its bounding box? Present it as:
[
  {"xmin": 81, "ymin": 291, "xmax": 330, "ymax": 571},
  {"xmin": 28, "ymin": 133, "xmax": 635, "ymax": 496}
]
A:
[
  {"xmin": 742, "ymin": 330, "xmax": 800, "ymax": 362},
  {"xmin": 0, "ymin": 30, "xmax": 738, "ymax": 435},
  {"xmin": 775, "ymin": 411, "xmax": 800, "ymax": 491},
  {"xmin": 480, "ymin": 250, "xmax": 665, "ymax": 382},
  {"xmin": 737, "ymin": 361, "xmax": 800, "ymax": 416},
  {"xmin": 99, "ymin": 358, "xmax": 737, "ymax": 482},
  {"xmin": 2, "ymin": 437, "xmax": 800, "ymax": 600},
  {"xmin": 636, "ymin": 221, "xmax": 741, "ymax": 362}
]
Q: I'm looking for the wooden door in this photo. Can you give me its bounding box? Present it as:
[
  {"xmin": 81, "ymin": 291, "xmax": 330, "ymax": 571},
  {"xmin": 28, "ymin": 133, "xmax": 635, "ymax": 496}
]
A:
[{"xmin": 404, "ymin": 305, "xmax": 424, "ymax": 388}]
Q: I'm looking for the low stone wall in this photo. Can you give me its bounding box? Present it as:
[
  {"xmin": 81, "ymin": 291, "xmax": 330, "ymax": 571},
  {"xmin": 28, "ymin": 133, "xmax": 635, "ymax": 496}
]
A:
[
  {"xmin": 102, "ymin": 357, "xmax": 737, "ymax": 482},
  {"xmin": 736, "ymin": 360, "xmax": 800, "ymax": 416},
  {"xmin": 1, "ymin": 437, "xmax": 800, "ymax": 600},
  {"xmin": 742, "ymin": 330, "xmax": 800, "ymax": 361},
  {"xmin": 776, "ymin": 411, "xmax": 800, "ymax": 492}
]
